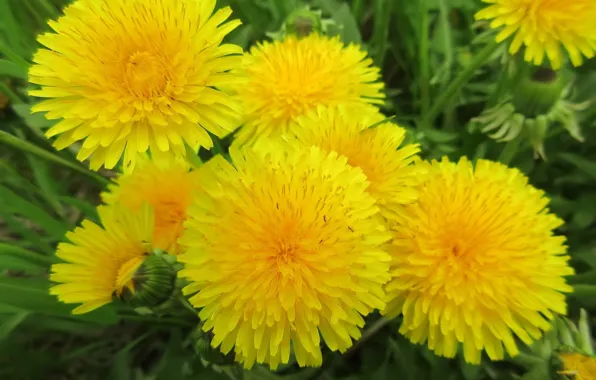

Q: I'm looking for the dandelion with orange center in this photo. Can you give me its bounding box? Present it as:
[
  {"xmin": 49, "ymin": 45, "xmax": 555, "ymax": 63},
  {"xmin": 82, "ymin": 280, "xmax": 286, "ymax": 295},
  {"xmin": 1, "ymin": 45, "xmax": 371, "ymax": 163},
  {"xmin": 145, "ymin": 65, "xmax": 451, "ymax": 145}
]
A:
[
  {"xmin": 102, "ymin": 156, "xmax": 198, "ymax": 255},
  {"xmin": 50, "ymin": 203, "xmax": 154, "ymax": 314},
  {"xmin": 233, "ymin": 34, "xmax": 384, "ymax": 146},
  {"xmin": 289, "ymin": 106, "xmax": 421, "ymax": 222},
  {"xmin": 384, "ymin": 157, "xmax": 574, "ymax": 364},
  {"xmin": 475, "ymin": 0, "xmax": 596, "ymax": 69},
  {"xmin": 179, "ymin": 145, "xmax": 391, "ymax": 369},
  {"xmin": 29, "ymin": 0, "xmax": 243, "ymax": 170}
]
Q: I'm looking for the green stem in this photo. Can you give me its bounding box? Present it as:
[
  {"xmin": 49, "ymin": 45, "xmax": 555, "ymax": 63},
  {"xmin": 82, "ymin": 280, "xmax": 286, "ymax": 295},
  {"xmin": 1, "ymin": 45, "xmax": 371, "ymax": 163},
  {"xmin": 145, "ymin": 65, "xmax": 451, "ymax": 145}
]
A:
[
  {"xmin": 498, "ymin": 138, "xmax": 521, "ymax": 165},
  {"xmin": 0, "ymin": 82, "xmax": 23, "ymax": 104},
  {"xmin": 0, "ymin": 131, "xmax": 110, "ymax": 187},
  {"xmin": 426, "ymin": 40, "xmax": 499, "ymax": 126},
  {"xmin": 353, "ymin": 0, "xmax": 363, "ymax": 24},
  {"xmin": 419, "ymin": 0, "xmax": 430, "ymax": 125}
]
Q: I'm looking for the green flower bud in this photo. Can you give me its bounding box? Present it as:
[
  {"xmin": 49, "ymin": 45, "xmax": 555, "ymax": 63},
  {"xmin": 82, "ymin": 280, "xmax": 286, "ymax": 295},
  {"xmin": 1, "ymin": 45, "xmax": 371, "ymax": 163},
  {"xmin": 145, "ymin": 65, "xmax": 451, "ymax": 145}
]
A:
[
  {"xmin": 512, "ymin": 67, "xmax": 568, "ymax": 118},
  {"xmin": 117, "ymin": 255, "xmax": 176, "ymax": 309},
  {"xmin": 285, "ymin": 7, "xmax": 323, "ymax": 38},
  {"xmin": 191, "ymin": 326, "xmax": 235, "ymax": 365}
]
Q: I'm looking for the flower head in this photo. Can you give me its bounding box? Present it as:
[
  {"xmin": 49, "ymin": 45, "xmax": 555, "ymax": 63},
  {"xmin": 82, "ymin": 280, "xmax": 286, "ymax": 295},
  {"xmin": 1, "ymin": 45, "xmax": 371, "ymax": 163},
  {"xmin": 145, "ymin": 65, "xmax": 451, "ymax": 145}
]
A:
[
  {"xmin": 29, "ymin": 0, "xmax": 243, "ymax": 170},
  {"xmin": 558, "ymin": 352, "xmax": 596, "ymax": 380},
  {"xmin": 289, "ymin": 106, "xmax": 421, "ymax": 222},
  {"xmin": 179, "ymin": 145, "xmax": 391, "ymax": 369},
  {"xmin": 50, "ymin": 203, "xmax": 155, "ymax": 314},
  {"xmin": 475, "ymin": 0, "xmax": 596, "ymax": 69},
  {"xmin": 233, "ymin": 34, "xmax": 384, "ymax": 145},
  {"xmin": 102, "ymin": 155, "xmax": 198, "ymax": 255},
  {"xmin": 384, "ymin": 157, "xmax": 574, "ymax": 364}
]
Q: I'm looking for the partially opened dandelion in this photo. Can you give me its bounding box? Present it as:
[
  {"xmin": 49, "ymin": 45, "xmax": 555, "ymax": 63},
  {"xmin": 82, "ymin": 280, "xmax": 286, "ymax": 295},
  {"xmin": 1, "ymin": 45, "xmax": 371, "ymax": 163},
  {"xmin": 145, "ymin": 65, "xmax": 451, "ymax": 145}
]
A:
[
  {"xmin": 179, "ymin": 146, "xmax": 391, "ymax": 369},
  {"xmin": 233, "ymin": 34, "xmax": 385, "ymax": 146},
  {"xmin": 29, "ymin": 0, "xmax": 243, "ymax": 170},
  {"xmin": 475, "ymin": 0, "xmax": 596, "ymax": 69},
  {"xmin": 289, "ymin": 106, "xmax": 421, "ymax": 222},
  {"xmin": 102, "ymin": 155, "xmax": 199, "ymax": 255},
  {"xmin": 384, "ymin": 157, "xmax": 574, "ymax": 364},
  {"xmin": 50, "ymin": 203, "xmax": 175, "ymax": 313}
]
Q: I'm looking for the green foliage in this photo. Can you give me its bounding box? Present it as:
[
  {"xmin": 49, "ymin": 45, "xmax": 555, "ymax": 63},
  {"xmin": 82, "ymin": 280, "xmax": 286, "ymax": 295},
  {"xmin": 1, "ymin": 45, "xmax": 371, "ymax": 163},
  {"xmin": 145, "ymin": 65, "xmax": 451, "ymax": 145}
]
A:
[{"xmin": 0, "ymin": 0, "xmax": 595, "ymax": 379}]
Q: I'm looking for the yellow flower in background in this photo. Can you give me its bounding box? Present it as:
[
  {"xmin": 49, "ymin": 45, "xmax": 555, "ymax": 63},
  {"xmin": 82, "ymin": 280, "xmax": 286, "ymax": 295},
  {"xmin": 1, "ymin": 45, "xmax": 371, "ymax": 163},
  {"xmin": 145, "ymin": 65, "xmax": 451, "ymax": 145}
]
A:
[
  {"xmin": 102, "ymin": 155, "xmax": 198, "ymax": 255},
  {"xmin": 558, "ymin": 352, "xmax": 596, "ymax": 380},
  {"xmin": 289, "ymin": 106, "xmax": 421, "ymax": 222},
  {"xmin": 233, "ymin": 34, "xmax": 385, "ymax": 146},
  {"xmin": 475, "ymin": 0, "xmax": 596, "ymax": 69},
  {"xmin": 384, "ymin": 157, "xmax": 574, "ymax": 364},
  {"xmin": 29, "ymin": 0, "xmax": 243, "ymax": 170},
  {"xmin": 50, "ymin": 203, "xmax": 154, "ymax": 314},
  {"xmin": 179, "ymin": 145, "xmax": 391, "ymax": 369}
]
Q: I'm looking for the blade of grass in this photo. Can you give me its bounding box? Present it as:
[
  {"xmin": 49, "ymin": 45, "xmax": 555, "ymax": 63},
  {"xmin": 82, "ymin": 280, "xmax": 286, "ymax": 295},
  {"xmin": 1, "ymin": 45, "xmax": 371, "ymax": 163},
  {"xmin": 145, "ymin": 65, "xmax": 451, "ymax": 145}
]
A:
[
  {"xmin": 425, "ymin": 39, "xmax": 499, "ymax": 126},
  {"xmin": 0, "ymin": 243, "xmax": 58, "ymax": 266},
  {"xmin": 419, "ymin": 0, "xmax": 430, "ymax": 123},
  {"xmin": 0, "ymin": 131, "xmax": 110, "ymax": 187},
  {"xmin": 0, "ymin": 311, "xmax": 30, "ymax": 340},
  {"xmin": 0, "ymin": 185, "xmax": 69, "ymax": 238}
]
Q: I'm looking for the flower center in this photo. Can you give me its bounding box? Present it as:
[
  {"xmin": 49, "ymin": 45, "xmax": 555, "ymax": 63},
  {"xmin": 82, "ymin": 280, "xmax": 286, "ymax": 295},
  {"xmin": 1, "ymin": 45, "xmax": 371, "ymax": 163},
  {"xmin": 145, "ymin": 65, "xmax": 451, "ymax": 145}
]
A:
[
  {"xmin": 125, "ymin": 51, "xmax": 167, "ymax": 97},
  {"xmin": 115, "ymin": 255, "xmax": 145, "ymax": 296}
]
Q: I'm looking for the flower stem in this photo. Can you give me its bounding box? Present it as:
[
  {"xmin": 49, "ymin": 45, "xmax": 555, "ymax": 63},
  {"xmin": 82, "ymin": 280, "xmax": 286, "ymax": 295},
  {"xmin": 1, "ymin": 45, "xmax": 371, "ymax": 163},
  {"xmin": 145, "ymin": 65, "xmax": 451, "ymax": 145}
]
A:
[
  {"xmin": 419, "ymin": 0, "xmax": 430, "ymax": 123},
  {"xmin": 498, "ymin": 138, "xmax": 521, "ymax": 165},
  {"xmin": 425, "ymin": 39, "xmax": 499, "ymax": 126}
]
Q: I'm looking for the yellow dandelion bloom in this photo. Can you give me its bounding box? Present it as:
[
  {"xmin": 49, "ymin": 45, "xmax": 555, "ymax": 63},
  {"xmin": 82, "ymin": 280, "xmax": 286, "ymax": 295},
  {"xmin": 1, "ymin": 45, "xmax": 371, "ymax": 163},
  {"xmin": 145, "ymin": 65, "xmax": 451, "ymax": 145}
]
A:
[
  {"xmin": 384, "ymin": 157, "xmax": 574, "ymax": 364},
  {"xmin": 289, "ymin": 106, "xmax": 421, "ymax": 221},
  {"xmin": 475, "ymin": 0, "xmax": 596, "ymax": 69},
  {"xmin": 179, "ymin": 145, "xmax": 391, "ymax": 369},
  {"xmin": 233, "ymin": 34, "xmax": 385, "ymax": 145},
  {"xmin": 50, "ymin": 203, "xmax": 154, "ymax": 314},
  {"xmin": 558, "ymin": 352, "xmax": 596, "ymax": 380},
  {"xmin": 102, "ymin": 155, "xmax": 198, "ymax": 255},
  {"xmin": 29, "ymin": 0, "xmax": 243, "ymax": 170}
]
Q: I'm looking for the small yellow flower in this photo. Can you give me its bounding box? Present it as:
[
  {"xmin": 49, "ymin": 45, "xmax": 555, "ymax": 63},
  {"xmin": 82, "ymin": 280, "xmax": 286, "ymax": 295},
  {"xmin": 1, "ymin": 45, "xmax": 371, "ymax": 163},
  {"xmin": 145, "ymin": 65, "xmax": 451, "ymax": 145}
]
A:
[
  {"xmin": 289, "ymin": 106, "xmax": 421, "ymax": 221},
  {"xmin": 558, "ymin": 352, "xmax": 596, "ymax": 380},
  {"xmin": 29, "ymin": 0, "xmax": 243, "ymax": 170},
  {"xmin": 233, "ymin": 34, "xmax": 384, "ymax": 145},
  {"xmin": 384, "ymin": 157, "xmax": 574, "ymax": 364},
  {"xmin": 179, "ymin": 145, "xmax": 391, "ymax": 369},
  {"xmin": 102, "ymin": 155, "xmax": 198, "ymax": 255},
  {"xmin": 475, "ymin": 0, "xmax": 596, "ymax": 69},
  {"xmin": 50, "ymin": 203, "xmax": 154, "ymax": 314}
]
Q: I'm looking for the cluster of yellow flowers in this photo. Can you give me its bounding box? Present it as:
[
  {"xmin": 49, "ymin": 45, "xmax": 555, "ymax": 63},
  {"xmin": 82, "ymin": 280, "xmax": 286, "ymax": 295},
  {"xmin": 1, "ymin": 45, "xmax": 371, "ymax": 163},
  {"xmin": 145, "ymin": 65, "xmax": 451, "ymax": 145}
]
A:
[{"xmin": 31, "ymin": 0, "xmax": 586, "ymax": 371}]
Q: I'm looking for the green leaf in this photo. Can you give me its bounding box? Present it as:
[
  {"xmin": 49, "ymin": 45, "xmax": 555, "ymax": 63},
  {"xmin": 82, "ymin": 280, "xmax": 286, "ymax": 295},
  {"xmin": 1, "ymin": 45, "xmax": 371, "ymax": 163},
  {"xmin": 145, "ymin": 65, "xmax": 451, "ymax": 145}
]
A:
[
  {"xmin": 0, "ymin": 276, "xmax": 120, "ymax": 325},
  {"xmin": 12, "ymin": 103, "xmax": 56, "ymax": 129},
  {"xmin": 0, "ymin": 59, "xmax": 27, "ymax": 79},
  {"xmin": 559, "ymin": 153, "xmax": 596, "ymax": 181},
  {"xmin": 0, "ymin": 311, "xmax": 30, "ymax": 340},
  {"xmin": 0, "ymin": 184, "xmax": 68, "ymax": 238},
  {"xmin": 0, "ymin": 243, "xmax": 57, "ymax": 267},
  {"xmin": 0, "ymin": 130, "xmax": 110, "ymax": 187}
]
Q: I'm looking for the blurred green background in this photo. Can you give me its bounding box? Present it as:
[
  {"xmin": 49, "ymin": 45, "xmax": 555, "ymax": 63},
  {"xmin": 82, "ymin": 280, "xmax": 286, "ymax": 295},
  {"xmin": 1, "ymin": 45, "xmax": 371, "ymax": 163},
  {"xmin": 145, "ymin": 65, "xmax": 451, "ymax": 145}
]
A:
[{"xmin": 1, "ymin": 0, "xmax": 595, "ymax": 379}]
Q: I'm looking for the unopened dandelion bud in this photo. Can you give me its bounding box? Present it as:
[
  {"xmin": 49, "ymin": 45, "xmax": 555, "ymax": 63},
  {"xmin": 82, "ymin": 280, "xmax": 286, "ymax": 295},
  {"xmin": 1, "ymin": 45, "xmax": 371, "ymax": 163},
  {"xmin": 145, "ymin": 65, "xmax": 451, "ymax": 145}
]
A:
[
  {"xmin": 512, "ymin": 67, "xmax": 567, "ymax": 118},
  {"xmin": 118, "ymin": 255, "xmax": 176, "ymax": 309},
  {"xmin": 284, "ymin": 7, "xmax": 323, "ymax": 37},
  {"xmin": 192, "ymin": 327, "xmax": 235, "ymax": 365}
]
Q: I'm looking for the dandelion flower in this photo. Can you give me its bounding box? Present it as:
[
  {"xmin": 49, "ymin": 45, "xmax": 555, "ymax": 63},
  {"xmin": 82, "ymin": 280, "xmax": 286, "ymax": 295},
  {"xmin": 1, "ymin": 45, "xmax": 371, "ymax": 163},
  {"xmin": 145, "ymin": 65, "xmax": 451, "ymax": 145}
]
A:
[
  {"xmin": 384, "ymin": 157, "xmax": 574, "ymax": 364},
  {"xmin": 558, "ymin": 352, "xmax": 596, "ymax": 380},
  {"xmin": 289, "ymin": 106, "xmax": 421, "ymax": 221},
  {"xmin": 102, "ymin": 155, "xmax": 198, "ymax": 255},
  {"xmin": 179, "ymin": 146, "xmax": 391, "ymax": 369},
  {"xmin": 50, "ymin": 203, "xmax": 154, "ymax": 314},
  {"xmin": 233, "ymin": 34, "xmax": 384, "ymax": 145},
  {"xmin": 29, "ymin": 0, "xmax": 243, "ymax": 170},
  {"xmin": 475, "ymin": 0, "xmax": 596, "ymax": 69}
]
